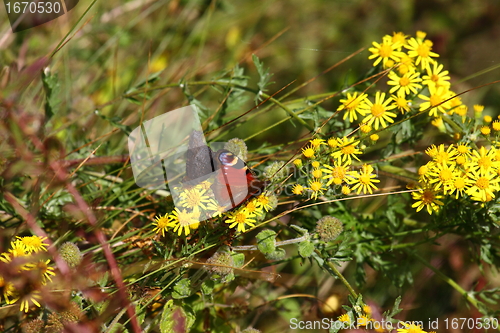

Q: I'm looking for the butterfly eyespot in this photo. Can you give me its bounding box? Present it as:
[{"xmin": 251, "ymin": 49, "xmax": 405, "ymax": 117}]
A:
[{"xmin": 219, "ymin": 151, "xmax": 246, "ymax": 169}]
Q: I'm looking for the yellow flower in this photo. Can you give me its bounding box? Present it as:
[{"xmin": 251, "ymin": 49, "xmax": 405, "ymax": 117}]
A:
[
  {"xmin": 302, "ymin": 145, "xmax": 316, "ymax": 159},
  {"xmin": 256, "ymin": 193, "xmax": 275, "ymax": 212},
  {"xmin": 405, "ymin": 36, "xmax": 439, "ymax": 70},
  {"xmin": 322, "ymin": 161, "xmax": 352, "ymax": 186},
  {"xmin": 427, "ymin": 163, "xmax": 455, "ymax": 191},
  {"xmin": 179, "ymin": 187, "xmax": 211, "ymax": 211},
  {"xmin": 368, "ymin": 36, "xmax": 405, "ymax": 67},
  {"xmin": 456, "ymin": 143, "xmax": 472, "ymax": 158},
  {"xmin": 337, "ymin": 92, "xmax": 369, "ymax": 122},
  {"xmin": 492, "ymin": 120, "xmax": 500, "ymax": 131},
  {"xmin": 24, "ymin": 259, "xmax": 56, "ymax": 284},
  {"xmin": 309, "ymin": 138, "xmax": 326, "ymax": 150},
  {"xmin": 361, "ymin": 92, "xmax": 398, "ymax": 130},
  {"xmin": 311, "ymin": 161, "xmax": 320, "ymax": 168},
  {"xmin": 444, "ymin": 172, "xmax": 473, "ymax": 198},
  {"xmin": 466, "ymin": 169, "xmax": 500, "ymax": 202},
  {"xmin": 153, "ymin": 213, "xmax": 174, "ymax": 237},
  {"xmin": 19, "ymin": 290, "xmax": 42, "ymax": 313},
  {"xmin": 292, "ymin": 184, "xmax": 305, "ymax": 195},
  {"xmin": 225, "ymin": 208, "xmax": 256, "ymax": 232},
  {"xmin": 468, "ymin": 146, "xmax": 500, "ymax": 173},
  {"xmin": 331, "ymin": 137, "xmax": 362, "ymax": 164},
  {"xmin": 422, "ymin": 62, "xmax": 450, "ymax": 88},
  {"xmin": 206, "ymin": 201, "xmax": 228, "ymax": 218},
  {"xmin": 327, "ymin": 137, "xmax": 338, "ymax": 148},
  {"xmin": 308, "ymin": 180, "xmax": 326, "ymax": 200},
  {"xmin": 360, "ymin": 124, "xmax": 372, "ymax": 133},
  {"xmin": 473, "ymin": 104, "xmax": 484, "ymax": 113},
  {"xmin": 411, "ymin": 187, "xmax": 444, "ymax": 215},
  {"xmin": 341, "ymin": 185, "xmax": 351, "ymax": 195},
  {"xmin": 293, "ymin": 159, "xmax": 303, "ymax": 167},
  {"xmin": 481, "ymin": 126, "xmax": 491, "ymax": 135},
  {"xmin": 357, "ymin": 315, "xmax": 371, "ymax": 327},
  {"xmin": 391, "ymin": 32, "xmax": 407, "ymax": 47},
  {"xmin": 396, "ymin": 54, "xmax": 416, "ymax": 75},
  {"xmin": 338, "ymin": 313, "xmax": 350, "ymax": 323},
  {"xmin": 370, "ymin": 134, "xmax": 379, "ymax": 141},
  {"xmin": 397, "ymin": 321, "xmax": 426, "ymax": 333},
  {"xmin": 391, "ymin": 93, "xmax": 411, "ymax": 113},
  {"xmin": 17, "ymin": 236, "xmax": 49, "ymax": 254},
  {"xmin": 430, "ymin": 144, "xmax": 457, "ymax": 164},
  {"xmin": 311, "ymin": 168, "xmax": 323, "ymax": 179},
  {"xmin": 387, "ymin": 71, "xmax": 422, "ymax": 96},
  {"xmin": 245, "ymin": 199, "xmax": 264, "ymax": 217},
  {"xmin": 0, "ymin": 276, "xmax": 17, "ymax": 304},
  {"xmin": 169, "ymin": 208, "xmax": 200, "ymax": 236},
  {"xmin": 349, "ymin": 164, "xmax": 380, "ymax": 194},
  {"xmin": 419, "ymin": 85, "xmax": 452, "ymax": 117}
]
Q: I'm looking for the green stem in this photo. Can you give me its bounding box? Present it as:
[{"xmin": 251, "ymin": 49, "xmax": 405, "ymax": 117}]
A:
[
  {"xmin": 319, "ymin": 250, "xmax": 358, "ymax": 299},
  {"xmin": 442, "ymin": 114, "xmax": 464, "ymax": 136}
]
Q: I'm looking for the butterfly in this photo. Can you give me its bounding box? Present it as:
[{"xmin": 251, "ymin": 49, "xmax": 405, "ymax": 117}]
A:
[{"xmin": 185, "ymin": 130, "xmax": 267, "ymax": 210}]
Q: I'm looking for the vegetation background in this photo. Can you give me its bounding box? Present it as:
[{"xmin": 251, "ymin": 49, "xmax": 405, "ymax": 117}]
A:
[{"xmin": 1, "ymin": 0, "xmax": 500, "ymax": 332}]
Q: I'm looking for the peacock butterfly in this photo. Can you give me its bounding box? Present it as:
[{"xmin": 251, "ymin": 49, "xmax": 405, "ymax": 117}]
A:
[{"xmin": 185, "ymin": 130, "xmax": 267, "ymax": 210}]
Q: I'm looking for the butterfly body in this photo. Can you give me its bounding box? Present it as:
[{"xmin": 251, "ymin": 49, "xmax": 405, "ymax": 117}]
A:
[{"xmin": 185, "ymin": 131, "xmax": 267, "ymax": 210}]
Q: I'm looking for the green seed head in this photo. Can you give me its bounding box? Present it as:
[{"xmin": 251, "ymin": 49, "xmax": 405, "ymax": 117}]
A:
[
  {"xmin": 315, "ymin": 216, "xmax": 343, "ymax": 242},
  {"xmin": 206, "ymin": 251, "xmax": 234, "ymax": 276},
  {"xmin": 224, "ymin": 138, "xmax": 248, "ymax": 160},
  {"xmin": 59, "ymin": 242, "xmax": 83, "ymax": 268}
]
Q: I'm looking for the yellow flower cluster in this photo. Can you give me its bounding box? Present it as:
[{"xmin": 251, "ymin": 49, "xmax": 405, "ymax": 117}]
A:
[
  {"xmin": 413, "ymin": 143, "xmax": 500, "ymax": 214},
  {"xmin": 153, "ymin": 180, "xmax": 272, "ymax": 236},
  {"xmin": 0, "ymin": 236, "xmax": 54, "ymax": 312},
  {"xmin": 340, "ymin": 31, "xmax": 467, "ymax": 132},
  {"xmin": 295, "ymin": 137, "xmax": 380, "ymax": 199}
]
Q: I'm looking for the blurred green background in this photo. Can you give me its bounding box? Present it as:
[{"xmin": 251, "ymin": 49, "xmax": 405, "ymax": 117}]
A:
[{"xmin": 1, "ymin": 0, "xmax": 499, "ymax": 148}]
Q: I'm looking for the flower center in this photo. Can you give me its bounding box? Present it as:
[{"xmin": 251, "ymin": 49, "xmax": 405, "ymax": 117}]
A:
[
  {"xmin": 439, "ymin": 169, "xmax": 453, "ymax": 181},
  {"xmin": 399, "ymin": 77, "xmax": 410, "ymax": 86},
  {"xmin": 417, "ymin": 44, "xmax": 430, "ymax": 57},
  {"xmin": 379, "ymin": 44, "xmax": 393, "ymax": 58},
  {"xmin": 235, "ymin": 213, "xmax": 247, "ymax": 224},
  {"xmin": 359, "ymin": 174, "xmax": 371, "ymax": 185},
  {"xmin": 431, "ymin": 74, "xmax": 439, "ymax": 82},
  {"xmin": 371, "ymin": 104, "xmax": 385, "ymax": 117},
  {"xmin": 478, "ymin": 157, "xmax": 492, "ymax": 169},
  {"xmin": 476, "ymin": 177, "xmax": 489, "ymax": 190},
  {"xmin": 422, "ymin": 189, "xmax": 435, "ymax": 203},
  {"xmin": 429, "ymin": 94, "xmax": 443, "ymax": 107},
  {"xmin": 456, "ymin": 156, "xmax": 466, "ymax": 165},
  {"xmin": 310, "ymin": 182, "xmax": 322, "ymax": 191},
  {"xmin": 342, "ymin": 145, "xmax": 355, "ymax": 155},
  {"xmin": 332, "ymin": 167, "xmax": 346, "ymax": 179},
  {"xmin": 454, "ymin": 178, "xmax": 465, "ymax": 189}
]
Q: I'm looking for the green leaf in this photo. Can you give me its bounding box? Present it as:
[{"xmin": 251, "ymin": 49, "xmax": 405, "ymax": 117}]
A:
[
  {"xmin": 252, "ymin": 54, "xmax": 274, "ymax": 103},
  {"xmin": 265, "ymin": 248, "xmax": 286, "ymax": 260},
  {"xmin": 41, "ymin": 69, "xmax": 60, "ymax": 121},
  {"xmin": 160, "ymin": 300, "xmax": 195, "ymax": 333},
  {"xmin": 94, "ymin": 110, "xmax": 131, "ymax": 134},
  {"xmin": 298, "ymin": 239, "xmax": 315, "ymax": 258},
  {"xmin": 172, "ymin": 278, "xmax": 191, "ymax": 299},
  {"xmin": 256, "ymin": 229, "xmax": 277, "ymax": 254},
  {"xmin": 201, "ymin": 280, "xmax": 215, "ymax": 295},
  {"xmin": 231, "ymin": 252, "xmax": 245, "ymax": 268}
]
